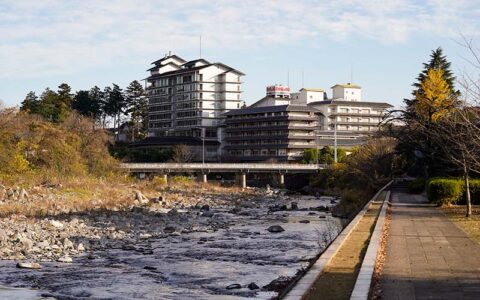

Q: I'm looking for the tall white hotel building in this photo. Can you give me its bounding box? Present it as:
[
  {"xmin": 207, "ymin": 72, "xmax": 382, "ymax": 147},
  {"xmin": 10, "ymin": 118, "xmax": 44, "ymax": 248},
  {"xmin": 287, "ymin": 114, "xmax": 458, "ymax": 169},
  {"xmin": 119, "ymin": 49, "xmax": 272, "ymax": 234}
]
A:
[{"xmin": 145, "ymin": 54, "xmax": 245, "ymax": 143}]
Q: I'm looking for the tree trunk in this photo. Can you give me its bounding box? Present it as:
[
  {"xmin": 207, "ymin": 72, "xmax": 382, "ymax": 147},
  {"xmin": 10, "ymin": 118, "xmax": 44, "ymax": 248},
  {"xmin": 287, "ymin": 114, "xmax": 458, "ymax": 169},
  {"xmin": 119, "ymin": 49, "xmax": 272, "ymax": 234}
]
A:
[{"xmin": 465, "ymin": 168, "xmax": 472, "ymax": 217}]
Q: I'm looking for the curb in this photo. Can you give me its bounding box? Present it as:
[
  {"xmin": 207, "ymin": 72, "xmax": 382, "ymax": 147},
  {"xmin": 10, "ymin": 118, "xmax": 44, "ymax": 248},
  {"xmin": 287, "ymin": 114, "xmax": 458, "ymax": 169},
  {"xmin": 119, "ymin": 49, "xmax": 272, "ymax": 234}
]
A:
[
  {"xmin": 350, "ymin": 190, "xmax": 391, "ymax": 300},
  {"xmin": 283, "ymin": 181, "xmax": 392, "ymax": 300}
]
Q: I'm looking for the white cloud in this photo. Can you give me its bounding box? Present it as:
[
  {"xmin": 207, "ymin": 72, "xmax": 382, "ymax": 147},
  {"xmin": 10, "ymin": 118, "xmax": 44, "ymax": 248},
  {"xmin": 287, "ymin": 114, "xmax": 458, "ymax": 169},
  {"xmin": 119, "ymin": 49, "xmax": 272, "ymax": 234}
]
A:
[{"xmin": 0, "ymin": 0, "xmax": 479, "ymax": 80}]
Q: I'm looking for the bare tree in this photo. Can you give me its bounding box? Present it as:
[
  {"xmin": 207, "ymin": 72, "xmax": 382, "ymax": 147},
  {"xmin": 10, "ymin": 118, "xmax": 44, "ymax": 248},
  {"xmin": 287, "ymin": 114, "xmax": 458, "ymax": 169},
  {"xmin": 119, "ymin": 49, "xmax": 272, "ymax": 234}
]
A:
[
  {"xmin": 171, "ymin": 144, "xmax": 193, "ymax": 163},
  {"xmin": 427, "ymin": 108, "xmax": 480, "ymax": 217}
]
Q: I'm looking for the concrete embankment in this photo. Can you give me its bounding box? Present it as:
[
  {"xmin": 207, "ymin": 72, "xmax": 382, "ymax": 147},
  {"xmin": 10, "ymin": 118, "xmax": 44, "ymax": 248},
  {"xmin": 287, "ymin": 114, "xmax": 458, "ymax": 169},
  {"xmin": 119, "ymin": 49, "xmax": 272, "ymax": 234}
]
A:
[{"xmin": 283, "ymin": 182, "xmax": 392, "ymax": 300}]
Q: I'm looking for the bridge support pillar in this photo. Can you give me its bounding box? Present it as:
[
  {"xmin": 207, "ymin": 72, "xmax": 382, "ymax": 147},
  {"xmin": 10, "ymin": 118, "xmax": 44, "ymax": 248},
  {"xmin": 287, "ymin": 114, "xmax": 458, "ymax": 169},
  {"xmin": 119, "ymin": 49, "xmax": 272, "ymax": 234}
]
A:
[
  {"xmin": 239, "ymin": 173, "xmax": 247, "ymax": 189},
  {"xmin": 279, "ymin": 173, "xmax": 285, "ymax": 186},
  {"xmin": 162, "ymin": 174, "xmax": 168, "ymax": 184},
  {"xmin": 200, "ymin": 173, "xmax": 208, "ymax": 184}
]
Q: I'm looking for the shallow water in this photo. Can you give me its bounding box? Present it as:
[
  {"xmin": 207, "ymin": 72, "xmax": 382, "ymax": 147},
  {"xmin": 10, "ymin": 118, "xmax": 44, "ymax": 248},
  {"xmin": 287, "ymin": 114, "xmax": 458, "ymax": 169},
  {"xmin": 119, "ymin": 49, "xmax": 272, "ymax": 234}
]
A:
[{"xmin": 0, "ymin": 196, "xmax": 342, "ymax": 300}]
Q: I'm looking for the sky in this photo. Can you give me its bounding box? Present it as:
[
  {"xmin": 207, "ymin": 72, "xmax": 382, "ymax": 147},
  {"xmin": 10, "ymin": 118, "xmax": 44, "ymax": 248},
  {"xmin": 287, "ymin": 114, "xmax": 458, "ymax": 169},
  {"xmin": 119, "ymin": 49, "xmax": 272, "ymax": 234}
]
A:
[{"xmin": 1, "ymin": 0, "xmax": 480, "ymax": 108}]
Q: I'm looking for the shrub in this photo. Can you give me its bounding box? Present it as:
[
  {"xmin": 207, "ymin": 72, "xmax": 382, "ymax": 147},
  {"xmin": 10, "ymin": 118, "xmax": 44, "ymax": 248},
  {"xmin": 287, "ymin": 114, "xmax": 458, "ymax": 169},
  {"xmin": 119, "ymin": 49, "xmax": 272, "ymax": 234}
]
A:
[
  {"xmin": 464, "ymin": 179, "xmax": 480, "ymax": 205},
  {"xmin": 427, "ymin": 178, "xmax": 463, "ymax": 205},
  {"xmin": 171, "ymin": 176, "xmax": 192, "ymax": 184},
  {"xmin": 152, "ymin": 176, "xmax": 167, "ymax": 186},
  {"xmin": 408, "ymin": 178, "xmax": 425, "ymax": 194}
]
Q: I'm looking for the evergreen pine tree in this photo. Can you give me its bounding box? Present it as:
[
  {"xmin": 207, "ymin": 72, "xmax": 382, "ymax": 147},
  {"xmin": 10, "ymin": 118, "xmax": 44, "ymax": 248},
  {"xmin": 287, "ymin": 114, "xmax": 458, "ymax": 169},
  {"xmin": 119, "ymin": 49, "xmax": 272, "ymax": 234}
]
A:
[
  {"xmin": 125, "ymin": 80, "xmax": 147, "ymax": 141},
  {"xmin": 20, "ymin": 91, "xmax": 39, "ymax": 113},
  {"xmin": 404, "ymin": 47, "xmax": 459, "ymax": 117}
]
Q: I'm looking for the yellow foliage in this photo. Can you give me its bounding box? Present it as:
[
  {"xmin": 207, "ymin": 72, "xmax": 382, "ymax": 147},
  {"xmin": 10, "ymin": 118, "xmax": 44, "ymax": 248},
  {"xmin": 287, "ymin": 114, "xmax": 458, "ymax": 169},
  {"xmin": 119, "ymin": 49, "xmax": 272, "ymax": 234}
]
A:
[
  {"xmin": 415, "ymin": 68, "xmax": 455, "ymax": 122},
  {"xmin": 11, "ymin": 153, "xmax": 30, "ymax": 173},
  {"xmin": 0, "ymin": 109, "xmax": 121, "ymax": 184}
]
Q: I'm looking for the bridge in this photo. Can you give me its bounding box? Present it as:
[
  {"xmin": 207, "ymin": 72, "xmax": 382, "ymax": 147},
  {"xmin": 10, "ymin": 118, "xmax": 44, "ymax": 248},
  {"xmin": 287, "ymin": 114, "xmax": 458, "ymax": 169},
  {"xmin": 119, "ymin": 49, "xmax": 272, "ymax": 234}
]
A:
[{"xmin": 121, "ymin": 163, "xmax": 325, "ymax": 188}]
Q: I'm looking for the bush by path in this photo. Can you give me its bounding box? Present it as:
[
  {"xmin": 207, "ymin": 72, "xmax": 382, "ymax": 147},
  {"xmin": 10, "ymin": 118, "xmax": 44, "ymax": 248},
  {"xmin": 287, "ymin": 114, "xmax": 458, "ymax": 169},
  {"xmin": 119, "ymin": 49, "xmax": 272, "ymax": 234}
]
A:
[{"xmin": 427, "ymin": 178, "xmax": 480, "ymax": 205}]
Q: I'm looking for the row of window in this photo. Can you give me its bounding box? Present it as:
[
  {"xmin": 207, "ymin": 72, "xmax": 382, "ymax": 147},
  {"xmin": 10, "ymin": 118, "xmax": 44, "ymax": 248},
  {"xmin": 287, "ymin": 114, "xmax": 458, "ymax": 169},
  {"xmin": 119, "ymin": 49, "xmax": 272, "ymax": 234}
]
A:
[
  {"xmin": 334, "ymin": 117, "xmax": 381, "ymax": 123},
  {"xmin": 330, "ymin": 107, "xmax": 384, "ymax": 114},
  {"xmin": 227, "ymin": 111, "xmax": 287, "ymax": 119},
  {"xmin": 229, "ymin": 140, "xmax": 288, "ymax": 145},
  {"xmin": 229, "ymin": 149, "xmax": 288, "ymax": 156},
  {"xmin": 227, "ymin": 130, "xmax": 289, "ymax": 137}
]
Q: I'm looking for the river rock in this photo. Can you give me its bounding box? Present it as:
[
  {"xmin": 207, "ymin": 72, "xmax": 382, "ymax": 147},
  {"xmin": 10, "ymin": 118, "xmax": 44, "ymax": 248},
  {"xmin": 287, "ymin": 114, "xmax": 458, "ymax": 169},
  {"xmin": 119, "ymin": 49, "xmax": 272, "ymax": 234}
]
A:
[
  {"xmin": 49, "ymin": 220, "xmax": 64, "ymax": 229},
  {"xmin": 77, "ymin": 243, "xmax": 85, "ymax": 251},
  {"xmin": 163, "ymin": 226, "xmax": 177, "ymax": 233},
  {"xmin": 17, "ymin": 262, "xmax": 42, "ymax": 269},
  {"xmin": 19, "ymin": 237, "xmax": 34, "ymax": 250},
  {"xmin": 290, "ymin": 202, "xmax": 298, "ymax": 210},
  {"xmin": 36, "ymin": 241, "xmax": 50, "ymax": 249},
  {"xmin": 267, "ymin": 225, "xmax": 285, "ymax": 233},
  {"xmin": 63, "ymin": 238, "xmax": 74, "ymax": 249},
  {"xmin": 226, "ymin": 283, "xmax": 242, "ymax": 290},
  {"xmin": 58, "ymin": 256, "xmax": 73, "ymax": 263},
  {"xmin": 19, "ymin": 189, "xmax": 29, "ymax": 201},
  {"xmin": 202, "ymin": 211, "xmax": 214, "ymax": 217},
  {"xmin": 299, "ymin": 220, "xmax": 310, "ymax": 224},
  {"xmin": 247, "ymin": 282, "xmax": 260, "ymax": 290},
  {"xmin": 168, "ymin": 208, "xmax": 178, "ymax": 215}
]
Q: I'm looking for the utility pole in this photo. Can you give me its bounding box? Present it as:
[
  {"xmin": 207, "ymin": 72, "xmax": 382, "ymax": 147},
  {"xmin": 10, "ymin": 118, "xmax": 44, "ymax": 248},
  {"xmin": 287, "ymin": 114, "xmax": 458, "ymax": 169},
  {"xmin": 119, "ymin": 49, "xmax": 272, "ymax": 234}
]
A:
[
  {"xmin": 334, "ymin": 119, "xmax": 338, "ymax": 163},
  {"xmin": 199, "ymin": 35, "xmax": 202, "ymax": 58},
  {"xmin": 201, "ymin": 127, "xmax": 205, "ymax": 165}
]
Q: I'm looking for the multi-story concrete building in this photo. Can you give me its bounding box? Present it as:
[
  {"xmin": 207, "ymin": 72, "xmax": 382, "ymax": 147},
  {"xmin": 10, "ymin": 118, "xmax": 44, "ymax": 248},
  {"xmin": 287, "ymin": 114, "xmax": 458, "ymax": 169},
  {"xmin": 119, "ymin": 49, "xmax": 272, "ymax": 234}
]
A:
[
  {"xmin": 306, "ymin": 84, "xmax": 393, "ymax": 146},
  {"xmin": 146, "ymin": 54, "xmax": 245, "ymax": 141},
  {"xmin": 222, "ymin": 86, "xmax": 323, "ymax": 162}
]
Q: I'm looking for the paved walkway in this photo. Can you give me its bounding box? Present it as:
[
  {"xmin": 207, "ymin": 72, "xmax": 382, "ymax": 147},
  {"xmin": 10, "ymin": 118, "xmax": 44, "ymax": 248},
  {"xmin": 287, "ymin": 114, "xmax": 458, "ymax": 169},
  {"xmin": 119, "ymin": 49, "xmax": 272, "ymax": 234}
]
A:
[{"xmin": 380, "ymin": 192, "xmax": 480, "ymax": 300}]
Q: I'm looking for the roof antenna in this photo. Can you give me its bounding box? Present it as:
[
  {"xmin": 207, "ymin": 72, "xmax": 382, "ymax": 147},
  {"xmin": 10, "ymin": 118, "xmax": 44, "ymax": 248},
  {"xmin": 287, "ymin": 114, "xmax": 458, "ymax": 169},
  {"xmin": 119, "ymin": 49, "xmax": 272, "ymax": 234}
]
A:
[
  {"xmin": 350, "ymin": 63, "xmax": 353, "ymax": 83},
  {"xmin": 287, "ymin": 69, "xmax": 290, "ymax": 87},
  {"xmin": 302, "ymin": 70, "xmax": 304, "ymax": 88},
  {"xmin": 199, "ymin": 35, "xmax": 202, "ymax": 58}
]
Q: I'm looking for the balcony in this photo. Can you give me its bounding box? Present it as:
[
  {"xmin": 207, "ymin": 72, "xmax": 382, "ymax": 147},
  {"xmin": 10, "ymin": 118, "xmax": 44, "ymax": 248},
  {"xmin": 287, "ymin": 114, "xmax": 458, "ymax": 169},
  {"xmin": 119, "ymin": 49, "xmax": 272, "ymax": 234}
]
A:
[
  {"xmin": 329, "ymin": 112, "xmax": 383, "ymax": 117},
  {"xmin": 330, "ymin": 121, "xmax": 381, "ymax": 126}
]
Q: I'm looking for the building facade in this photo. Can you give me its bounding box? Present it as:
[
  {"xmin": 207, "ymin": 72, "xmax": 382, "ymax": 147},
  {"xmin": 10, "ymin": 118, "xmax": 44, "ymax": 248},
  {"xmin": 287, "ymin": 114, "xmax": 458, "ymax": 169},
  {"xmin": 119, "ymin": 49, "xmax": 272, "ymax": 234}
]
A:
[
  {"xmin": 222, "ymin": 87, "xmax": 323, "ymax": 162},
  {"xmin": 146, "ymin": 54, "xmax": 245, "ymax": 145},
  {"xmin": 289, "ymin": 83, "xmax": 393, "ymax": 147}
]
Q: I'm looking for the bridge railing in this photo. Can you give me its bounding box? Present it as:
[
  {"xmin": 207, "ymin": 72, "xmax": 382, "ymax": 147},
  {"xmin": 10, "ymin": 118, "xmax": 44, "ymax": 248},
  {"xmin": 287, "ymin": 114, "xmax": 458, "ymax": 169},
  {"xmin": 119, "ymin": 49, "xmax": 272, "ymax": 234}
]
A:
[{"xmin": 121, "ymin": 163, "xmax": 325, "ymax": 171}]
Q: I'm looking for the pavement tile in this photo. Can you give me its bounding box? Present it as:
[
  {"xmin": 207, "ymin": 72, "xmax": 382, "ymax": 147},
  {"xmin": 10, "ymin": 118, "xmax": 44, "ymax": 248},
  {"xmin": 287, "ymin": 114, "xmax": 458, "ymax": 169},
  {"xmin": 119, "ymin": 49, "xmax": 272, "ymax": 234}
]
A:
[{"xmin": 380, "ymin": 191, "xmax": 480, "ymax": 300}]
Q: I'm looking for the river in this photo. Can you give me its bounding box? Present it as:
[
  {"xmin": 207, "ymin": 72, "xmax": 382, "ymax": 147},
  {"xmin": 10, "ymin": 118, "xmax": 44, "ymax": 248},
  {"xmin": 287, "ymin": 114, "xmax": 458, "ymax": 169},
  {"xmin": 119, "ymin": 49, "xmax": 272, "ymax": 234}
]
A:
[{"xmin": 0, "ymin": 195, "xmax": 343, "ymax": 300}]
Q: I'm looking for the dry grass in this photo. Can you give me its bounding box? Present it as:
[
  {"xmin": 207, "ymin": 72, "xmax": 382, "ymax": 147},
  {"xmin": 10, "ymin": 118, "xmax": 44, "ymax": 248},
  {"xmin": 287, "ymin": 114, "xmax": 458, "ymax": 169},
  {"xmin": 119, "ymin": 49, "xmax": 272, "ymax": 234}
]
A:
[
  {"xmin": 442, "ymin": 205, "xmax": 480, "ymax": 244},
  {"xmin": 303, "ymin": 201, "xmax": 382, "ymax": 300},
  {"xmin": 0, "ymin": 174, "xmax": 253, "ymax": 218}
]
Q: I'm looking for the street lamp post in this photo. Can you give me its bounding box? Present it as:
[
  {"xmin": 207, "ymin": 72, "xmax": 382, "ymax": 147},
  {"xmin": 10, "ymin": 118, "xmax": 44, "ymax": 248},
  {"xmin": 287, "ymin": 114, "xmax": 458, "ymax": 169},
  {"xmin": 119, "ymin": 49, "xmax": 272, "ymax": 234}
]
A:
[
  {"xmin": 201, "ymin": 127, "xmax": 205, "ymax": 165},
  {"xmin": 334, "ymin": 119, "xmax": 338, "ymax": 163}
]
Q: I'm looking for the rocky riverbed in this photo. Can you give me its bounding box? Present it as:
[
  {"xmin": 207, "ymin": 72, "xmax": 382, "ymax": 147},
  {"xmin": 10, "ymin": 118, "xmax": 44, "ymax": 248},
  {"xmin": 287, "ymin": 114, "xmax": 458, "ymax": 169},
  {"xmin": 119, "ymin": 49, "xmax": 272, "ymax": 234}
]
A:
[{"xmin": 0, "ymin": 186, "xmax": 343, "ymax": 299}]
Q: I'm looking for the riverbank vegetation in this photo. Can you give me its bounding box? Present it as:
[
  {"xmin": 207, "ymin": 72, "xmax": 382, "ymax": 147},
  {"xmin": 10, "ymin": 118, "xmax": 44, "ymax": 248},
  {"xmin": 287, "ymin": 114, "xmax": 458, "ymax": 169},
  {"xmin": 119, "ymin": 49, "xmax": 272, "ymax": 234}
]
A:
[
  {"xmin": 0, "ymin": 108, "xmax": 118, "ymax": 185},
  {"xmin": 309, "ymin": 137, "xmax": 398, "ymax": 217},
  {"xmin": 0, "ymin": 105, "xmax": 251, "ymax": 218}
]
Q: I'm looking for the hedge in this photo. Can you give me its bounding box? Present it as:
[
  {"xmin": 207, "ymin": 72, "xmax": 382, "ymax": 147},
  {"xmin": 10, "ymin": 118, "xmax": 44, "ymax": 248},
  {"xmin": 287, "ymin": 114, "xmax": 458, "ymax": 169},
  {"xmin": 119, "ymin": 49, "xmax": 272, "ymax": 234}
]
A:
[{"xmin": 427, "ymin": 178, "xmax": 480, "ymax": 206}]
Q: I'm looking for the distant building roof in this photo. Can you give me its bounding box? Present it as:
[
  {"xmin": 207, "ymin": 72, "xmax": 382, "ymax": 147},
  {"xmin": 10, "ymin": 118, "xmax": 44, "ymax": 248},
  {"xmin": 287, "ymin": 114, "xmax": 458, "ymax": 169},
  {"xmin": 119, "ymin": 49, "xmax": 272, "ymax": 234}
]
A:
[
  {"xmin": 151, "ymin": 55, "xmax": 187, "ymax": 65},
  {"xmin": 331, "ymin": 83, "xmax": 362, "ymax": 89},
  {"xmin": 146, "ymin": 62, "xmax": 244, "ymax": 80},
  {"xmin": 146, "ymin": 62, "xmax": 181, "ymax": 72},
  {"xmin": 223, "ymin": 103, "xmax": 322, "ymax": 116},
  {"xmin": 300, "ymin": 88, "xmax": 325, "ymax": 92},
  {"xmin": 130, "ymin": 136, "xmax": 220, "ymax": 148},
  {"xmin": 182, "ymin": 59, "xmax": 211, "ymax": 66}
]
